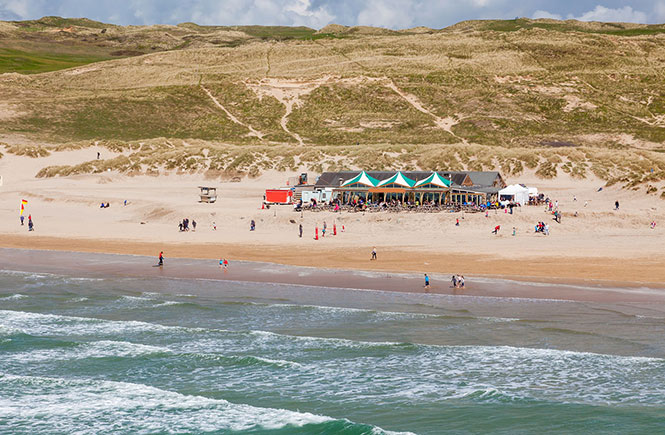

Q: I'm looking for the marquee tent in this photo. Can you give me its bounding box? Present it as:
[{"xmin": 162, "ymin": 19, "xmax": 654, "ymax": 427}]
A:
[{"xmin": 499, "ymin": 184, "xmax": 530, "ymax": 205}]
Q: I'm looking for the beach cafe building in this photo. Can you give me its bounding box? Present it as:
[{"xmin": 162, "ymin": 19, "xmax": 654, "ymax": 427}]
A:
[{"xmin": 316, "ymin": 171, "xmax": 497, "ymax": 205}]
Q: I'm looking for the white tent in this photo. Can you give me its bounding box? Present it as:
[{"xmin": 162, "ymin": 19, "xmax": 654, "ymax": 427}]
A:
[
  {"xmin": 499, "ymin": 184, "xmax": 530, "ymax": 205},
  {"xmin": 528, "ymin": 187, "xmax": 538, "ymax": 197}
]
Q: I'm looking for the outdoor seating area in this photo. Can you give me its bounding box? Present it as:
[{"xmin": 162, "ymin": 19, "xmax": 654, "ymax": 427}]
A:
[{"xmin": 294, "ymin": 170, "xmax": 512, "ymax": 213}]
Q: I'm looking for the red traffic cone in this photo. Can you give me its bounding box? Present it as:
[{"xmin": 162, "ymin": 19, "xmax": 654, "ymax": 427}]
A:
[{"xmin": 261, "ymin": 202, "xmax": 265, "ymax": 210}]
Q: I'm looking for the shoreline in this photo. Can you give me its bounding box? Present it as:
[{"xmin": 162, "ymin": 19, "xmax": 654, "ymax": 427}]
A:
[
  {"xmin": 2, "ymin": 245, "xmax": 665, "ymax": 303},
  {"xmin": 1, "ymin": 233, "xmax": 664, "ymax": 287}
]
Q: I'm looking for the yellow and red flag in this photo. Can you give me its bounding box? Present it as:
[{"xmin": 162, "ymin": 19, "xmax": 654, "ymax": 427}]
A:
[{"xmin": 20, "ymin": 199, "xmax": 27, "ymax": 215}]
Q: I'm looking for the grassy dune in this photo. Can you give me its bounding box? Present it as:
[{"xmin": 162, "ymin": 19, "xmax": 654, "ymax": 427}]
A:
[{"xmin": 1, "ymin": 17, "xmax": 665, "ymax": 193}]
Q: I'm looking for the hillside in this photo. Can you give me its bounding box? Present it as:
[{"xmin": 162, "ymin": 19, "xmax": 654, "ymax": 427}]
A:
[{"xmin": 1, "ymin": 17, "xmax": 665, "ymax": 194}]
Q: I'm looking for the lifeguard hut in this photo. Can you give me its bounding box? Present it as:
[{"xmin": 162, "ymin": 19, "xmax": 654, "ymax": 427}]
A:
[{"xmin": 198, "ymin": 186, "xmax": 217, "ymax": 203}]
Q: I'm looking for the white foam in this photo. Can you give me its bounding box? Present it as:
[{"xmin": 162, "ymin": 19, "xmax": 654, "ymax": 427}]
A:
[
  {"xmin": 7, "ymin": 340, "xmax": 170, "ymax": 363},
  {"xmin": 0, "ymin": 294, "xmax": 28, "ymax": 301},
  {"xmin": 0, "ymin": 374, "xmax": 340, "ymax": 432}
]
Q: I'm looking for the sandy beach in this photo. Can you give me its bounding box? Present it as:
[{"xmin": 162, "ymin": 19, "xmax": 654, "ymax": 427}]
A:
[{"xmin": 1, "ymin": 148, "xmax": 664, "ymax": 290}]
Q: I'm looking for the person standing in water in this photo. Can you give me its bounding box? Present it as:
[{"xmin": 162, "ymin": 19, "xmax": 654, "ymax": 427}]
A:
[
  {"xmin": 158, "ymin": 251, "xmax": 164, "ymax": 266},
  {"xmin": 424, "ymin": 274, "xmax": 430, "ymax": 292},
  {"xmin": 451, "ymin": 275, "xmax": 457, "ymax": 288}
]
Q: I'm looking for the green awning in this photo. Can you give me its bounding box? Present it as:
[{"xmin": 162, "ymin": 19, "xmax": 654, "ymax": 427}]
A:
[
  {"xmin": 341, "ymin": 171, "xmax": 380, "ymax": 187},
  {"xmin": 415, "ymin": 172, "xmax": 451, "ymax": 188}
]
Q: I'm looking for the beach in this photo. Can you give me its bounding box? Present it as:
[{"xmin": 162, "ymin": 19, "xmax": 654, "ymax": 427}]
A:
[
  {"xmin": 1, "ymin": 149, "xmax": 664, "ymax": 287},
  {"xmin": 4, "ymin": 150, "xmax": 665, "ymax": 433}
]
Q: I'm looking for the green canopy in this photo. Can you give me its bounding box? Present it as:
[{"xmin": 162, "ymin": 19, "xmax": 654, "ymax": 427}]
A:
[
  {"xmin": 341, "ymin": 171, "xmax": 380, "ymax": 187},
  {"xmin": 415, "ymin": 172, "xmax": 451, "ymax": 188},
  {"xmin": 377, "ymin": 171, "xmax": 416, "ymax": 188}
]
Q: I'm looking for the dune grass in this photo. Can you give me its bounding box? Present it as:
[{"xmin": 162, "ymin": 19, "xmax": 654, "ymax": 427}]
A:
[{"xmin": 0, "ymin": 48, "xmax": 111, "ymax": 74}]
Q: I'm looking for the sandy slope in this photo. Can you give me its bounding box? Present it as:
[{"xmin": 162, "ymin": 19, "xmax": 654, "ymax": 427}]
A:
[{"xmin": 0, "ymin": 150, "xmax": 663, "ymax": 285}]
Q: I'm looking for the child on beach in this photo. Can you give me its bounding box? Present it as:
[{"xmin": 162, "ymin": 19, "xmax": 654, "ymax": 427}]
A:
[
  {"xmin": 371, "ymin": 247, "xmax": 377, "ymax": 260},
  {"xmin": 158, "ymin": 251, "xmax": 164, "ymax": 266},
  {"xmin": 424, "ymin": 274, "xmax": 430, "ymax": 292}
]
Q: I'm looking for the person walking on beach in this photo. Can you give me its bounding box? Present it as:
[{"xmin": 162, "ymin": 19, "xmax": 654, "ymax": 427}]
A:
[
  {"xmin": 299, "ymin": 224, "xmax": 303, "ymax": 238},
  {"xmin": 371, "ymin": 247, "xmax": 377, "ymax": 261},
  {"xmin": 614, "ymin": 200, "xmax": 620, "ymax": 210},
  {"xmin": 219, "ymin": 258, "xmax": 223, "ymax": 269},
  {"xmin": 192, "ymin": 220, "xmax": 197, "ymax": 232},
  {"xmin": 158, "ymin": 251, "xmax": 164, "ymax": 267},
  {"xmin": 28, "ymin": 215, "xmax": 34, "ymax": 232},
  {"xmin": 20, "ymin": 215, "xmax": 24, "ymax": 226},
  {"xmin": 492, "ymin": 225, "xmax": 500, "ymax": 234},
  {"xmin": 424, "ymin": 274, "xmax": 430, "ymax": 292},
  {"xmin": 250, "ymin": 220, "xmax": 256, "ymax": 231}
]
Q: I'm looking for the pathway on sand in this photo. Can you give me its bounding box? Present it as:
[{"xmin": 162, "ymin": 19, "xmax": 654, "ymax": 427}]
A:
[{"xmin": 200, "ymin": 86, "xmax": 266, "ymax": 140}]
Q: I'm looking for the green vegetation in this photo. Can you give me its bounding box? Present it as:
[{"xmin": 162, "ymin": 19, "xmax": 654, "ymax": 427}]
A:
[
  {"xmin": 478, "ymin": 18, "xmax": 665, "ymax": 36},
  {"xmin": 2, "ymin": 16, "xmax": 665, "ymax": 195},
  {"xmin": 0, "ymin": 48, "xmax": 111, "ymax": 74}
]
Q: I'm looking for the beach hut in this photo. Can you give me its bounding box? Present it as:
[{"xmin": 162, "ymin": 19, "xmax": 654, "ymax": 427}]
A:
[
  {"xmin": 198, "ymin": 186, "xmax": 217, "ymax": 203},
  {"xmin": 499, "ymin": 184, "xmax": 530, "ymax": 206}
]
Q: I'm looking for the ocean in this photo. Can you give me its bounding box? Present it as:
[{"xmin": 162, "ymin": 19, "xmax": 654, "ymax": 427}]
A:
[{"xmin": 1, "ymin": 268, "xmax": 665, "ymax": 434}]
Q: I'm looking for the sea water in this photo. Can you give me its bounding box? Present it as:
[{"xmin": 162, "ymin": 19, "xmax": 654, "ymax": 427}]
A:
[{"xmin": 1, "ymin": 269, "xmax": 665, "ymax": 434}]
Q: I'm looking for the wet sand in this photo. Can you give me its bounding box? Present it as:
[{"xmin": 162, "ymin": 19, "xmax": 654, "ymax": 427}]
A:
[
  {"xmin": 2, "ymin": 233, "xmax": 665, "ymax": 286},
  {"xmin": 2, "ymin": 247, "xmax": 665, "ymax": 303}
]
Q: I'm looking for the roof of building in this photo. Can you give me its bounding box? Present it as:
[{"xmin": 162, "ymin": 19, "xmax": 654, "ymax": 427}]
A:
[
  {"xmin": 415, "ymin": 172, "xmax": 452, "ymax": 188},
  {"xmin": 340, "ymin": 171, "xmax": 381, "ymax": 187},
  {"xmin": 377, "ymin": 171, "xmax": 416, "ymax": 188},
  {"xmin": 315, "ymin": 170, "xmax": 502, "ymax": 189}
]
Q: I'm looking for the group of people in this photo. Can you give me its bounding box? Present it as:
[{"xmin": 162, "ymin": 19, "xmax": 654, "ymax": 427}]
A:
[
  {"xmin": 178, "ymin": 218, "xmax": 196, "ymax": 232},
  {"xmin": 156, "ymin": 251, "xmax": 230, "ymax": 272},
  {"xmin": 535, "ymin": 221, "xmax": 550, "ymax": 235},
  {"xmin": 99, "ymin": 202, "xmax": 110, "ymax": 208},
  {"xmin": 451, "ymin": 275, "xmax": 465, "ymax": 289},
  {"xmin": 20, "ymin": 214, "xmax": 34, "ymax": 231}
]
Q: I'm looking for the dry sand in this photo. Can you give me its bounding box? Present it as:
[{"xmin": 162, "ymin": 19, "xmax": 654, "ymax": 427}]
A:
[{"xmin": 1, "ymin": 149, "xmax": 664, "ymax": 293}]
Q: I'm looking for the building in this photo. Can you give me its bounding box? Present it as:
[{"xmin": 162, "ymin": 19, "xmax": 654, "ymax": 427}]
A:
[{"xmin": 313, "ymin": 170, "xmax": 505, "ymax": 205}]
